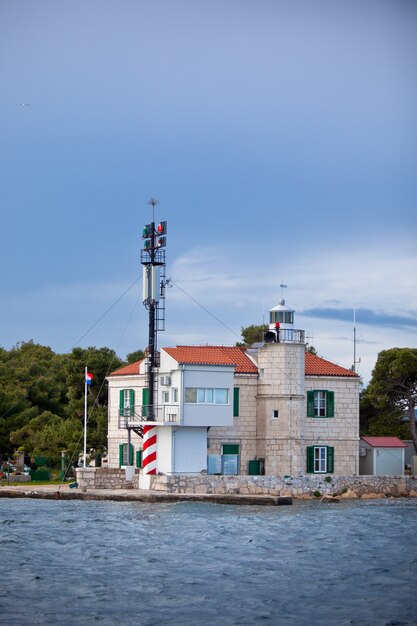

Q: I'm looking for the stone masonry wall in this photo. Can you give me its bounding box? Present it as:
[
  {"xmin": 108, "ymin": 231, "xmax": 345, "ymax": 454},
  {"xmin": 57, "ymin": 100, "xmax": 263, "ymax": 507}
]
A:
[
  {"xmin": 76, "ymin": 467, "xmax": 139, "ymax": 489},
  {"xmin": 76, "ymin": 468, "xmax": 417, "ymax": 499},
  {"xmin": 148, "ymin": 474, "xmax": 417, "ymax": 498}
]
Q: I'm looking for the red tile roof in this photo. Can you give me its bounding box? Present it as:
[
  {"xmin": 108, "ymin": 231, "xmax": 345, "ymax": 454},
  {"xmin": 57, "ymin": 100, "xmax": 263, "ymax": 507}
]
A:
[
  {"xmin": 305, "ymin": 352, "xmax": 358, "ymax": 377},
  {"xmin": 109, "ymin": 360, "xmax": 143, "ymax": 376},
  {"xmin": 361, "ymin": 436, "xmax": 407, "ymax": 448},
  {"xmin": 109, "ymin": 348, "xmax": 358, "ymax": 378},
  {"xmin": 164, "ymin": 346, "xmax": 258, "ymax": 374}
]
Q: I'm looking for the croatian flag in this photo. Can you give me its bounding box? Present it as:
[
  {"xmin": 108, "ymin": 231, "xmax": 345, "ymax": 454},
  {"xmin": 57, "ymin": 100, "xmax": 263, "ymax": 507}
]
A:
[{"xmin": 85, "ymin": 372, "xmax": 94, "ymax": 385}]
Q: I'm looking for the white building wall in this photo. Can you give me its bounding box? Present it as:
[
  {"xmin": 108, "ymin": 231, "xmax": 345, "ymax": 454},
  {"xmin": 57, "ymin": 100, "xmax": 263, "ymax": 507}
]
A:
[
  {"xmin": 374, "ymin": 448, "xmax": 404, "ymax": 476},
  {"xmin": 156, "ymin": 426, "xmax": 173, "ymax": 474},
  {"xmin": 173, "ymin": 428, "xmax": 208, "ymax": 473},
  {"xmin": 359, "ymin": 447, "xmax": 373, "ymax": 475},
  {"xmin": 182, "ymin": 365, "xmax": 234, "ymax": 427}
]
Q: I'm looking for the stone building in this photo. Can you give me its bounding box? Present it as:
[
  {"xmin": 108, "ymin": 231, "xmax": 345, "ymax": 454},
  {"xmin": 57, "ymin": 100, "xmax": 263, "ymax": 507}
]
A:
[{"xmin": 107, "ymin": 300, "xmax": 360, "ymax": 477}]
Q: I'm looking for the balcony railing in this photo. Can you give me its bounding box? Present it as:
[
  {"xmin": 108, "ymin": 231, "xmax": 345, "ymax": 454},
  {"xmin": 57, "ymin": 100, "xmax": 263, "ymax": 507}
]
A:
[
  {"xmin": 119, "ymin": 404, "xmax": 181, "ymax": 429},
  {"xmin": 278, "ymin": 328, "xmax": 305, "ymax": 344}
]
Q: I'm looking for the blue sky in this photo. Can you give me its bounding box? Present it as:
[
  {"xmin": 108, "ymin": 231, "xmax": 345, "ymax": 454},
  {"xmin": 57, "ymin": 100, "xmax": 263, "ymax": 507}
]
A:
[{"xmin": 1, "ymin": 0, "xmax": 416, "ymax": 385}]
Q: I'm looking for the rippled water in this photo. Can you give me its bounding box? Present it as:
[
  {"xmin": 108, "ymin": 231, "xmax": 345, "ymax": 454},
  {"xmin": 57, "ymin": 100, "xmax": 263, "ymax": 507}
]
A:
[{"xmin": 1, "ymin": 497, "xmax": 416, "ymax": 625}]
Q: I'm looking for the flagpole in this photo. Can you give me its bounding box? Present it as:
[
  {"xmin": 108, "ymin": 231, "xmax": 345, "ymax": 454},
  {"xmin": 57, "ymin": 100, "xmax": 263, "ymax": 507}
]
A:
[{"xmin": 84, "ymin": 366, "xmax": 87, "ymax": 468}]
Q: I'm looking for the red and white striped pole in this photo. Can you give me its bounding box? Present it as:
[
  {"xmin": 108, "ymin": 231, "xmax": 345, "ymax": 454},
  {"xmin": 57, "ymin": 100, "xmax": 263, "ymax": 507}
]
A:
[{"xmin": 142, "ymin": 425, "xmax": 157, "ymax": 474}]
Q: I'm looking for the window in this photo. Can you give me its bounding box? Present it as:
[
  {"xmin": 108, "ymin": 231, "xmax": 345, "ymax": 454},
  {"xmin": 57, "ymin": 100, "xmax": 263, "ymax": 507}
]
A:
[
  {"xmin": 185, "ymin": 388, "xmax": 197, "ymax": 403},
  {"xmin": 214, "ymin": 389, "xmax": 228, "ymax": 404},
  {"xmin": 306, "ymin": 446, "xmax": 334, "ymax": 473},
  {"xmin": 162, "ymin": 391, "xmax": 169, "ymax": 403},
  {"xmin": 270, "ymin": 311, "xmax": 294, "ymax": 324},
  {"xmin": 172, "ymin": 388, "xmax": 178, "ymax": 403},
  {"xmin": 307, "ymin": 390, "xmax": 334, "ymax": 418},
  {"xmin": 184, "ymin": 388, "xmax": 229, "ymax": 404},
  {"xmin": 119, "ymin": 389, "xmax": 134, "ymax": 417},
  {"xmin": 119, "ymin": 443, "xmax": 133, "ymax": 467},
  {"xmin": 272, "ymin": 409, "xmax": 279, "ymax": 419},
  {"xmin": 208, "ymin": 445, "xmax": 240, "ymax": 475}
]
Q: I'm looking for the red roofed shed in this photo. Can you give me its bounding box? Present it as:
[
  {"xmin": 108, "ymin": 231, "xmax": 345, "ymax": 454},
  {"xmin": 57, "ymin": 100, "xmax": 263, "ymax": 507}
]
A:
[{"xmin": 360, "ymin": 437, "xmax": 406, "ymax": 476}]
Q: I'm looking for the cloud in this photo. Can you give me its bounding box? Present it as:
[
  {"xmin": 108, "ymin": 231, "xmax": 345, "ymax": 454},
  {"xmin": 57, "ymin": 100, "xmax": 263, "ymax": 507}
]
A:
[
  {"xmin": 1, "ymin": 238, "xmax": 415, "ymax": 385},
  {"xmin": 165, "ymin": 240, "xmax": 417, "ymax": 385},
  {"xmin": 300, "ymin": 307, "xmax": 417, "ymax": 329}
]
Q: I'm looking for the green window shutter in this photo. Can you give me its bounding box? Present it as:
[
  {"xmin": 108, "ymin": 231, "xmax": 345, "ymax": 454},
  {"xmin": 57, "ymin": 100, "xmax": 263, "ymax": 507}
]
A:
[
  {"xmin": 327, "ymin": 447, "xmax": 334, "ymax": 473},
  {"xmin": 129, "ymin": 443, "xmax": 134, "ymax": 465},
  {"xmin": 306, "ymin": 446, "xmax": 315, "ymax": 473},
  {"xmin": 136, "ymin": 450, "xmax": 142, "ymax": 468},
  {"xmin": 142, "ymin": 388, "xmax": 149, "ymax": 417},
  {"xmin": 119, "ymin": 390, "xmax": 124, "ymax": 415},
  {"xmin": 307, "ymin": 391, "xmax": 315, "ymax": 417},
  {"xmin": 326, "ymin": 391, "xmax": 334, "ymax": 417},
  {"xmin": 119, "ymin": 444, "xmax": 124, "ymax": 468},
  {"xmin": 233, "ymin": 388, "xmax": 240, "ymax": 417},
  {"xmin": 129, "ymin": 389, "xmax": 135, "ymax": 415},
  {"xmin": 222, "ymin": 444, "xmax": 239, "ymax": 455}
]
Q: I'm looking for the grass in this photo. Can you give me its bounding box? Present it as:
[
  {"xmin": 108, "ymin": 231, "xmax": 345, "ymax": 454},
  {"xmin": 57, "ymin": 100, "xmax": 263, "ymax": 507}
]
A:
[{"xmin": 0, "ymin": 476, "xmax": 74, "ymax": 486}]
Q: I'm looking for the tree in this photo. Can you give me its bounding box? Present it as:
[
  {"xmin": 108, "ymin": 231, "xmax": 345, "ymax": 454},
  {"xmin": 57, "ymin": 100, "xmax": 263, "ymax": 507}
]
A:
[
  {"xmin": 236, "ymin": 324, "xmax": 267, "ymax": 347},
  {"xmin": 0, "ymin": 342, "xmax": 124, "ymax": 461},
  {"xmin": 0, "ymin": 341, "xmax": 67, "ymax": 452},
  {"xmin": 10, "ymin": 412, "xmax": 82, "ymax": 466},
  {"xmin": 65, "ymin": 346, "xmax": 123, "ymax": 452},
  {"xmin": 362, "ymin": 348, "xmax": 417, "ymax": 453},
  {"xmin": 126, "ymin": 349, "xmax": 145, "ymax": 364}
]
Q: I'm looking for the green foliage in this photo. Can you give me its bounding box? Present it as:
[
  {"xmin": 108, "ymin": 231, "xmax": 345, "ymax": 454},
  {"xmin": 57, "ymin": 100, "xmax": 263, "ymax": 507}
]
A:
[
  {"xmin": 361, "ymin": 348, "xmax": 417, "ymax": 453},
  {"xmin": 0, "ymin": 341, "xmax": 127, "ymax": 461},
  {"xmin": 236, "ymin": 324, "xmax": 268, "ymax": 347},
  {"xmin": 126, "ymin": 349, "xmax": 145, "ymax": 364},
  {"xmin": 313, "ymin": 490, "xmax": 322, "ymax": 498}
]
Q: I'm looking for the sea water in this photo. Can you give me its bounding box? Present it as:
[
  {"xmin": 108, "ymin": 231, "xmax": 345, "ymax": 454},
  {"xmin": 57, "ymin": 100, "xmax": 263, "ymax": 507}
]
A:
[{"xmin": 0, "ymin": 497, "xmax": 416, "ymax": 625}]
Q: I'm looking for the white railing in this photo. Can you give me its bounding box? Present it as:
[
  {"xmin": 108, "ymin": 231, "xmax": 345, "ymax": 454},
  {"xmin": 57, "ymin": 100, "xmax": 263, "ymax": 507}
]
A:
[{"xmin": 119, "ymin": 404, "xmax": 181, "ymax": 428}]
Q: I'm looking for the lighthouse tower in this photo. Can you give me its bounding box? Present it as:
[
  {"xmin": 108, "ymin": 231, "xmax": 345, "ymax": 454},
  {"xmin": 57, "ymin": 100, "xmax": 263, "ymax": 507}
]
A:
[{"xmin": 256, "ymin": 297, "xmax": 306, "ymax": 475}]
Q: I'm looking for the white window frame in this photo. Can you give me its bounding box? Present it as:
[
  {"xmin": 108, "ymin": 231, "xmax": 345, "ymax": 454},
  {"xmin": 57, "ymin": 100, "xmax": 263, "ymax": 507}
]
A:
[
  {"xmin": 314, "ymin": 446, "xmax": 327, "ymax": 473},
  {"xmin": 123, "ymin": 389, "xmax": 130, "ymax": 409},
  {"xmin": 162, "ymin": 391, "xmax": 170, "ymax": 403},
  {"xmin": 184, "ymin": 388, "xmax": 229, "ymax": 405},
  {"xmin": 172, "ymin": 388, "xmax": 178, "ymax": 403},
  {"xmin": 314, "ymin": 391, "xmax": 326, "ymax": 417},
  {"xmin": 272, "ymin": 409, "xmax": 279, "ymax": 419}
]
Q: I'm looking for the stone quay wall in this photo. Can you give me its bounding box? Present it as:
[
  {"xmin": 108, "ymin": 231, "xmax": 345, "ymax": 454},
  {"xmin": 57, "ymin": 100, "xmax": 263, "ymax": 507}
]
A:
[
  {"xmin": 76, "ymin": 467, "xmax": 139, "ymax": 489},
  {"xmin": 76, "ymin": 468, "xmax": 417, "ymax": 499},
  {"xmin": 149, "ymin": 474, "xmax": 417, "ymax": 498}
]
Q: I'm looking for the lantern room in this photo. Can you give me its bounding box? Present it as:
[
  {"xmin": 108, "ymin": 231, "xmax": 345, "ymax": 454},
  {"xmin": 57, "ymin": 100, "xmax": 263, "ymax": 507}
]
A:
[
  {"xmin": 268, "ymin": 299, "xmax": 295, "ymax": 329},
  {"xmin": 264, "ymin": 299, "xmax": 304, "ymax": 344}
]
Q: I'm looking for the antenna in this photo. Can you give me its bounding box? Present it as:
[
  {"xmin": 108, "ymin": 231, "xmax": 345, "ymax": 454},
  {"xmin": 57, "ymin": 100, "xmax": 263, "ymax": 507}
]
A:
[
  {"xmin": 141, "ymin": 200, "xmax": 168, "ymax": 421},
  {"xmin": 353, "ymin": 307, "xmax": 360, "ymax": 372},
  {"xmin": 148, "ymin": 197, "xmax": 159, "ymax": 222},
  {"xmin": 280, "ymin": 281, "xmax": 288, "ymax": 301}
]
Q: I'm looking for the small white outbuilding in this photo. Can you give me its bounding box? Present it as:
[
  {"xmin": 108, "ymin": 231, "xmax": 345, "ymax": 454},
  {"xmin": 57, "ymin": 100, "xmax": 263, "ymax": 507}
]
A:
[{"xmin": 359, "ymin": 437, "xmax": 407, "ymax": 476}]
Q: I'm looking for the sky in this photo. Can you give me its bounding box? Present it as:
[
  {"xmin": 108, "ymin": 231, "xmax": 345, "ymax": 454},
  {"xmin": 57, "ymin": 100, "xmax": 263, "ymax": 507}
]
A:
[{"xmin": 1, "ymin": 0, "xmax": 416, "ymax": 385}]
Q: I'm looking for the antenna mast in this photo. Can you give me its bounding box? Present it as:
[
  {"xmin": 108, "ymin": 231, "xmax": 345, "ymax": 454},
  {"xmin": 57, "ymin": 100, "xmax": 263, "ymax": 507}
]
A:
[
  {"xmin": 280, "ymin": 281, "xmax": 288, "ymax": 301},
  {"xmin": 141, "ymin": 199, "xmax": 168, "ymax": 421},
  {"xmin": 353, "ymin": 307, "xmax": 360, "ymax": 372}
]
